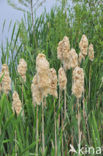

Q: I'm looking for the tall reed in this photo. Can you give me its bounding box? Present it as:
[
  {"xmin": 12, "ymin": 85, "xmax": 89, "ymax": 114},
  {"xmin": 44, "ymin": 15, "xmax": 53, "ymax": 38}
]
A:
[{"xmin": 72, "ymin": 66, "xmax": 84, "ymax": 154}]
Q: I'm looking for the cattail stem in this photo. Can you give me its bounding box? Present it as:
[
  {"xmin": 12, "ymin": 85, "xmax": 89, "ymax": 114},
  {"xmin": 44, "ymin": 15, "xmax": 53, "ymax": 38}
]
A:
[
  {"xmin": 54, "ymin": 101, "xmax": 57, "ymax": 156},
  {"xmin": 88, "ymin": 63, "xmax": 91, "ymax": 100},
  {"xmin": 58, "ymin": 88, "xmax": 61, "ymax": 128},
  {"xmin": 77, "ymin": 98, "xmax": 81, "ymax": 155},
  {"xmin": 64, "ymin": 88, "xmax": 66, "ymax": 120},
  {"xmin": 63, "ymin": 67, "xmax": 66, "ymax": 121},
  {"xmin": 36, "ymin": 105, "xmax": 39, "ymax": 155},
  {"xmin": 61, "ymin": 108, "xmax": 64, "ymax": 156},
  {"xmin": 22, "ymin": 84, "xmax": 23, "ymax": 104},
  {"xmin": 42, "ymin": 97, "xmax": 45, "ymax": 155},
  {"xmin": 15, "ymin": 130, "xmax": 17, "ymax": 156}
]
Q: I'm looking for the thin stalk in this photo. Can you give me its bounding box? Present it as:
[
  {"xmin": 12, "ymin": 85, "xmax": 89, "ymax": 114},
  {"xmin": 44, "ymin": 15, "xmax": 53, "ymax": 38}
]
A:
[
  {"xmin": 36, "ymin": 105, "xmax": 39, "ymax": 155},
  {"xmin": 64, "ymin": 88, "xmax": 66, "ymax": 120},
  {"xmin": 88, "ymin": 63, "xmax": 91, "ymax": 100},
  {"xmin": 15, "ymin": 130, "xmax": 17, "ymax": 156},
  {"xmin": 54, "ymin": 101, "xmax": 57, "ymax": 156},
  {"xmin": 22, "ymin": 84, "xmax": 23, "ymax": 104},
  {"xmin": 58, "ymin": 88, "xmax": 61, "ymax": 128},
  {"xmin": 77, "ymin": 98, "xmax": 81, "ymax": 156},
  {"xmin": 42, "ymin": 97, "xmax": 45, "ymax": 155},
  {"xmin": 61, "ymin": 108, "xmax": 64, "ymax": 156}
]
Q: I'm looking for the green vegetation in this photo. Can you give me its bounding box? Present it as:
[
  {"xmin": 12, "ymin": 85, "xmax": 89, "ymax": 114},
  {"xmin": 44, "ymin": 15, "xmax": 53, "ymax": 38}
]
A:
[{"xmin": 0, "ymin": 0, "xmax": 103, "ymax": 155}]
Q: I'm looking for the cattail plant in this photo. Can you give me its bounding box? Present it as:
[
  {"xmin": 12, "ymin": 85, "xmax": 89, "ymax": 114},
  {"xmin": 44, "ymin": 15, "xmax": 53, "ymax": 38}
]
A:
[
  {"xmin": 78, "ymin": 52, "xmax": 85, "ymax": 65},
  {"xmin": 0, "ymin": 64, "xmax": 11, "ymax": 95},
  {"xmin": 49, "ymin": 68, "xmax": 58, "ymax": 156},
  {"xmin": 88, "ymin": 44, "xmax": 94, "ymax": 61},
  {"xmin": 72, "ymin": 66, "xmax": 84, "ymax": 154},
  {"xmin": 58, "ymin": 67, "xmax": 67, "ymax": 155},
  {"xmin": 69, "ymin": 48, "xmax": 78, "ymax": 69},
  {"xmin": 12, "ymin": 91, "xmax": 23, "ymax": 156},
  {"xmin": 12, "ymin": 91, "xmax": 23, "ymax": 116},
  {"xmin": 78, "ymin": 34, "xmax": 89, "ymax": 65},
  {"xmin": 17, "ymin": 59, "xmax": 27, "ymax": 103},
  {"xmin": 36, "ymin": 53, "xmax": 50, "ymax": 155},
  {"xmin": 17, "ymin": 59, "xmax": 27, "ymax": 82},
  {"xmin": 31, "ymin": 74, "xmax": 42, "ymax": 155},
  {"xmin": 57, "ymin": 36, "xmax": 70, "ymax": 125},
  {"xmin": 88, "ymin": 44, "xmax": 94, "ymax": 99},
  {"xmin": 79, "ymin": 34, "xmax": 88, "ymax": 57}
]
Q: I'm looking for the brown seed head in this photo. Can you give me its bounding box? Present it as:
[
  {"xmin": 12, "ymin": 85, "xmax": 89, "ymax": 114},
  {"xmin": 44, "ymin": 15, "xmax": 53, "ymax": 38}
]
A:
[
  {"xmin": 36, "ymin": 53, "xmax": 49, "ymax": 73},
  {"xmin": 58, "ymin": 67, "xmax": 67, "ymax": 90},
  {"xmin": 0, "ymin": 64, "xmax": 11, "ymax": 94},
  {"xmin": 78, "ymin": 52, "xmax": 85, "ymax": 64},
  {"xmin": 88, "ymin": 44, "xmax": 94, "ymax": 61},
  {"xmin": 36, "ymin": 53, "xmax": 51, "ymax": 97},
  {"xmin": 12, "ymin": 91, "xmax": 22, "ymax": 116},
  {"xmin": 69, "ymin": 48, "xmax": 78, "ymax": 68},
  {"xmin": 31, "ymin": 74, "xmax": 42, "ymax": 106},
  {"xmin": 72, "ymin": 66, "xmax": 84, "ymax": 98},
  {"xmin": 17, "ymin": 58, "xmax": 27, "ymax": 82},
  {"xmin": 79, "ymin": 34, "xmax": 88, "ymax": 56},
  {"xmin": 57, "ymin": 36, "xmax": 70, "ymax": 61},
  {"xmin": 49, "ymin": 68, "xmax": 58, "ymax": 97}
]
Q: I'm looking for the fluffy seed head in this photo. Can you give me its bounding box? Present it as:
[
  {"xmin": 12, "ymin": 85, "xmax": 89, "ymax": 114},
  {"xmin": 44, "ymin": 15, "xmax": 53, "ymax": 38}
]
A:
[
  {"xmin": 79, "ymin": 35, "xmax": 88, "ymax": 56},
  {"xmin": 2, "ymin": 64, "xmax": 9, "ymax": 72},
  {"xmin": 78, "ymin": 52, "xmax": 85, "ymax": 64},
  {"xmin": 36, "ymin": 53, "xmax": 49, "ymax": 73},
  {"xmin": 63, "ymin": 60, "xmax": 70, "ymax": 71},
  {"xmin": 36, "ymin": 53, "xmax": 50, "ymax": 97},
  {"xmin": 58, "ymin": 67, "xmax": 67, "ymax": 90},
  {"xmin": 0, "ymin": 64, "xmax": 11, "ymax": 94},
  {"xmin": 17, "ymin": 59, "xmax": 27, "ymax": 82},
  {"xmin": 49, "ymin": 68, "xmax": 58, "ymax": 97},
  {"xmin": 57, "ymin": 36, "xmax": 70, "ymax": 61},
  {"xmin": 31, "ymin": 74, "xmax": 42, "ymax": 106},
  {"xmin": 12, "ymin": 91, "xmax": 22, "ymax": 116},
  {"xmin": 69, "ymin": 48, "xmax": 78, "ymax": 68},
  {"xmin": 72, "ymin": 66, "xmax": 84, "ymax": 98},
  {"xmin": 88, "ymin": 44, "xmax": 94, "ymax": 61}
]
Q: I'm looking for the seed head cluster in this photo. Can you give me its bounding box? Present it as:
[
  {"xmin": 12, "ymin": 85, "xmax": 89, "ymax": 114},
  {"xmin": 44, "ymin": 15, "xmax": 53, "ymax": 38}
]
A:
[
  {"xmin": 36, "ymin": 53, "xmax": 51, "ymax": 97},
  {"xmin": 72, "ymin": 66, "xmax": 84, "ymax": 98},
  {"xmin": 57, "ymin": 36, "xmax": 79, "ymax": 70},
  {"xmin": 31, "ymin": 74, "xmax": 42, "ymax": 106},
  {"xmin": 78, "ymin": 52, "xmax": 85, "ymax": 64},
  {"xmin": 0, "ymin": 64, "xmax": 11, "ymax": 94},
  {"xmin": 49, "ymin": 68, "xmax": 58, "ymax": 97},
  {"xmin": 57, "ymin": 36, "xmax": 70, "ymax": 61},
  {"xmin": 69, "ymin": 48, "xmax": 78, "ymax": 68},
  {"xmin": 12, "ymin": 91, "xmax": 22, "ymax": 116},
  {"xmin": 79, "ymin": 34, "xmax": 88, "ymax": 56},
  {"xmin": 31, "ymin": 53, "xmax": 58, "ymax": 106},
  {"xmin": 58, "ymin": 67, "xmax": 67, "ymax": 91},
  {"xmin": 17, "ymin": 59, "xmax": 27, "ymax": 82},
  {"xmin": 88, "ymin": 44, "xmax": 94, "ymax": 61}
]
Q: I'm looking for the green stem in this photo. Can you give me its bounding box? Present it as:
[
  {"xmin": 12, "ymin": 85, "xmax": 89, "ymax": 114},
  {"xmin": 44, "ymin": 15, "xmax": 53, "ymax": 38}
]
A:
[
  {"xmin": 61, "ymin": 108, "xmax": 64, "ymax": 156},
  {"xmin": 64, "ymin": 88, "xmax": 66, "ymax": 120},
  {"xmin": 36, "ymin": 105, "xmax": 39, "ymax": 155},
  {"xmin": 77, "ymin": 98, "xmax": 81, "ymax": 156},
  {"xmin": 58, "ymin": 88, "xmax": 61, "ymax": 129},
  {"xmin": 54, "ymin": 101, "xmax": 57, "ymax": 156},
  {"xmin": 42, "ymin": 97, "xmax": 45, "ymax": 155}
]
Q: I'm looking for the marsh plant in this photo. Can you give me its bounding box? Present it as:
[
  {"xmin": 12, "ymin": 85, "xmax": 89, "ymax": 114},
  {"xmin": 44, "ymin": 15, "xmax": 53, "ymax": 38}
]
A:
[{"xmin": 0, "ymin": 1, "xmax": 103, "ymax": 155}]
